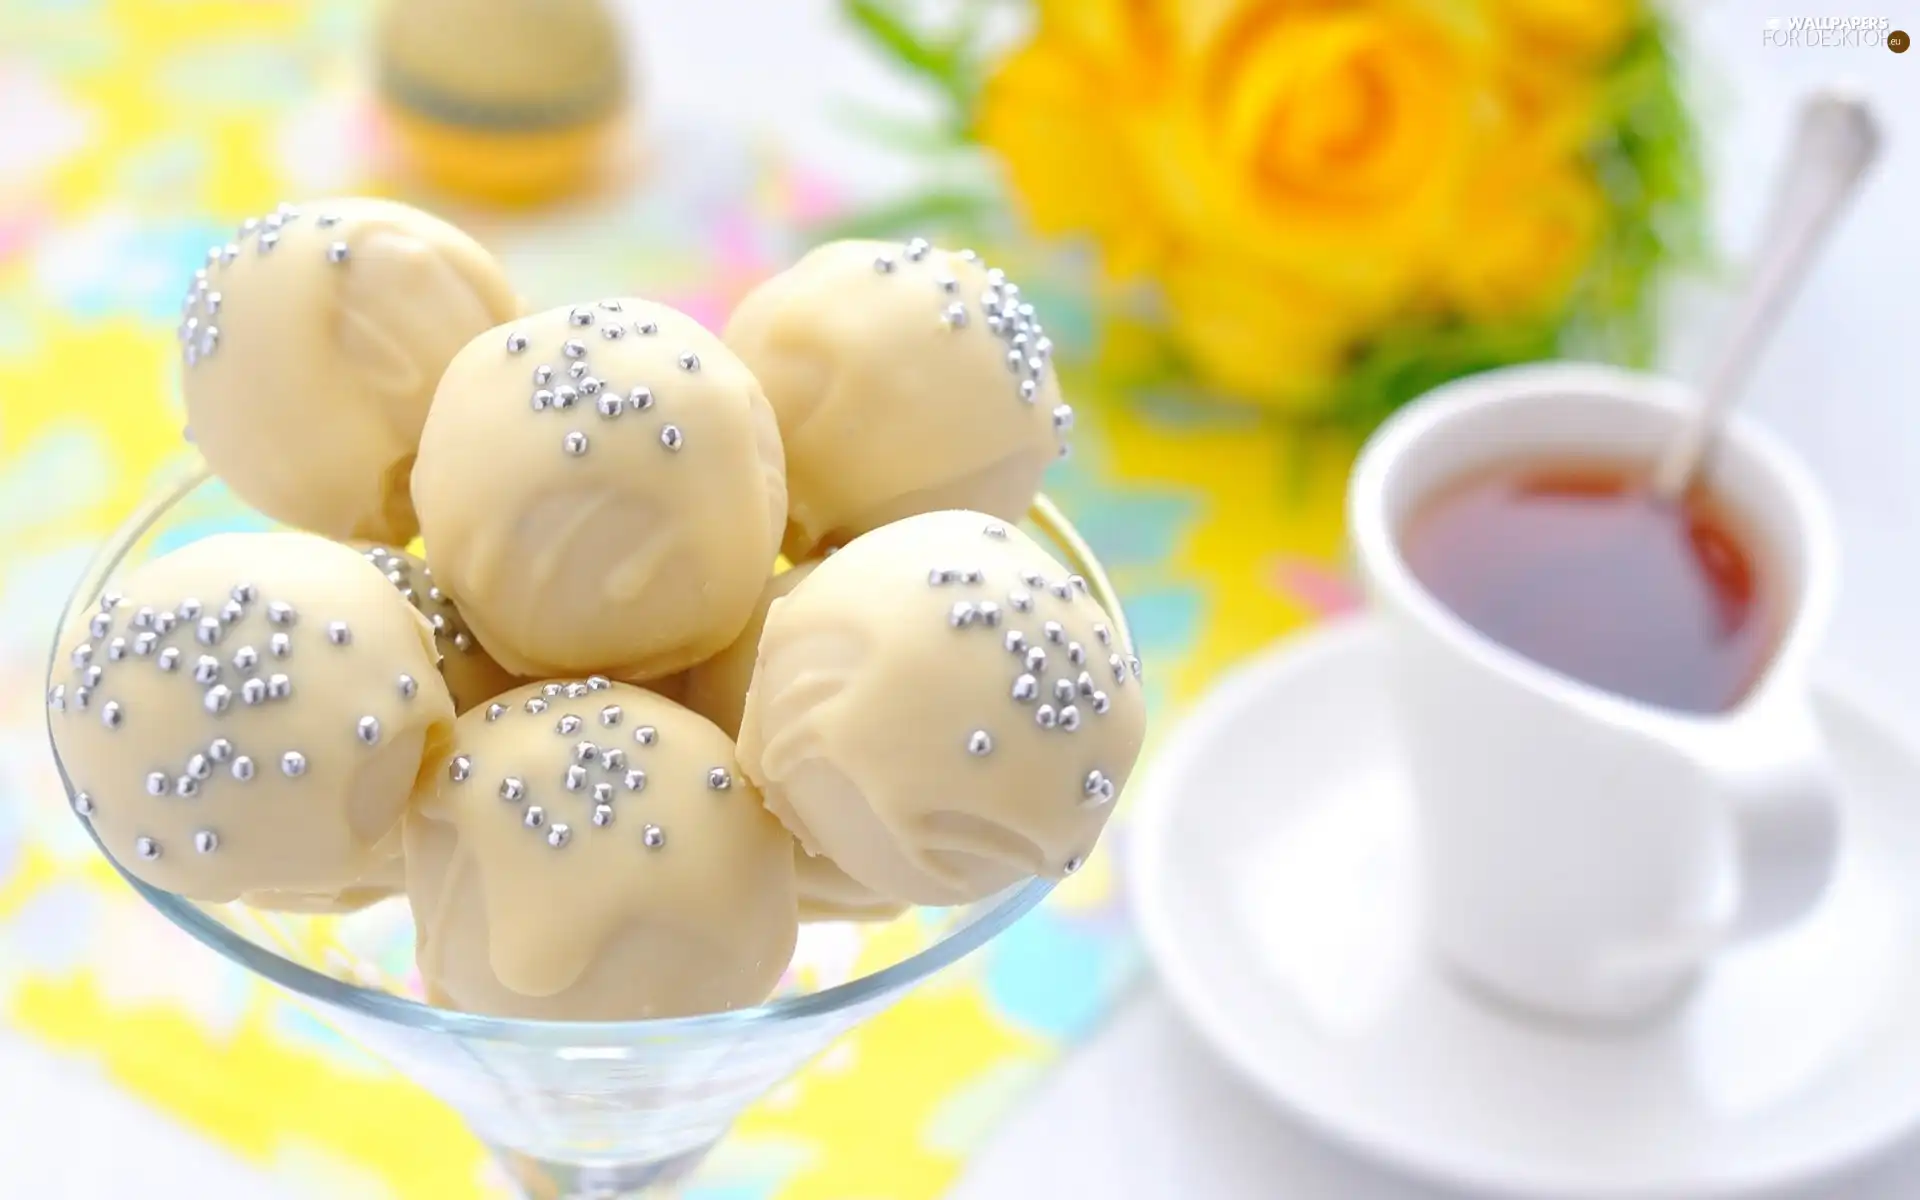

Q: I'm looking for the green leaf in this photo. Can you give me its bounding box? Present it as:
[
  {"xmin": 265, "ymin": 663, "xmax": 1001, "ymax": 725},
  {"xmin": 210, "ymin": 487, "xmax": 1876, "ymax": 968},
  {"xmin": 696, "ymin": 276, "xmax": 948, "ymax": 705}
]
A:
[
  {"xmin": 838, "ymin": 0, "xmax": 976, "ymax": 109},
  {"xmin": 805, "ymin": 187, "xmax": 1000, "ymax": 243}
]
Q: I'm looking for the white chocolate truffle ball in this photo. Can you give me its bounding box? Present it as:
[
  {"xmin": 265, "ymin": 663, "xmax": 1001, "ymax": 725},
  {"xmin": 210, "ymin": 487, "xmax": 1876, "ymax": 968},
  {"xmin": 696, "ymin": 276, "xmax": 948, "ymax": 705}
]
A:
[
  {"xmin": 47, "ymin": 532, "xmax": 456, "ymax": 904},
  {"xmin": 180, "ymin": 198, "xmax": 520, "ymax": 544},
  {"xmin": 412, "ymin": 299, "xmax": 787, "ymax": 680},
  {"xmin": 405, "ymin": 681, "xmax": 799, "ymax": 1020},
  {"xmin": 353, "ymin": 543, "xmax": 525, "ymax": 714},
  {"xmin": 795, "ymin": 846, "xmax": 907, "ymax": 924},
  {"xmin": 724, "ymin": 239, "xmax": 1070, "ymax": 560},
  {"xmin": 737, "ymin": 511, "xmax": 1146, "ymax": 906},
  {"xmin": 680, "ymin": 560, "xmax": 819, "ymax": 739}
]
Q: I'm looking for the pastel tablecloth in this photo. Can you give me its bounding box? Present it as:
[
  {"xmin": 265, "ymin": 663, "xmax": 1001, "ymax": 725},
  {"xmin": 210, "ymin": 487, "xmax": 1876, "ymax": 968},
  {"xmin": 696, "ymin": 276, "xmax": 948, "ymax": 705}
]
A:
[{"xmin": 0, "ymin": 3, "xmax": 1356, "ymax": 1195}]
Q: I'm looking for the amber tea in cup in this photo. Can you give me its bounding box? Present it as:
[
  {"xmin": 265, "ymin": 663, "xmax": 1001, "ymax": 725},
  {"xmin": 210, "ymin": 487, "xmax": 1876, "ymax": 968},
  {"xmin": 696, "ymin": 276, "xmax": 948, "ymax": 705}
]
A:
[{"xmin": 1399, "ymin": 457, "xmax": 1783, "ymax": 715}]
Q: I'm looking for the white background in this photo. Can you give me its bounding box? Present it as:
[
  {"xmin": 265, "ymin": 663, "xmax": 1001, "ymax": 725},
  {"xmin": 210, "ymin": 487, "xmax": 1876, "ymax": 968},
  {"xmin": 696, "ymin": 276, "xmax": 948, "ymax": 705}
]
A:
[{"xmin": 5, "ymin": 0, "xmax": 1919, "ymax": 1195}]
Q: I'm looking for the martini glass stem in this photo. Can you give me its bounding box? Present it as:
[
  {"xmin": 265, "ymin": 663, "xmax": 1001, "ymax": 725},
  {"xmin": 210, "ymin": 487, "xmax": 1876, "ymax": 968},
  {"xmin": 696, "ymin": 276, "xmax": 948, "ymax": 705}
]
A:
[{"xmin": 495, "ymin": 1142, "xmax": 713, "ymax": 1199}]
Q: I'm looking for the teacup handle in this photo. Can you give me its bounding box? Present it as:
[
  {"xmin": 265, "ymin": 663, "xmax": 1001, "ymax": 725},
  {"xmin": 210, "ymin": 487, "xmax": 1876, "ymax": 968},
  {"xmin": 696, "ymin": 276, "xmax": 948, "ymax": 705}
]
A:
[
  {"xmin": 1597, "ymin": 701, "xmax": 1841, "ymax": 984},
  {"xmin": 1708, "ymin": 702, "xmax": 1842, "ymax": 941}
]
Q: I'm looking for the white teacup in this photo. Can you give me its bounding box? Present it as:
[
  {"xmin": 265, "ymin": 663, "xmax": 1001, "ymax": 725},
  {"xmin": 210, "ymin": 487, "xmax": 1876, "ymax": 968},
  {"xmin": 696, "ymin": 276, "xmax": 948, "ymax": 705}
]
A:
[{"xmin": 1349, "ymin": 362, "xmax": 1842, "ymax": 1024}]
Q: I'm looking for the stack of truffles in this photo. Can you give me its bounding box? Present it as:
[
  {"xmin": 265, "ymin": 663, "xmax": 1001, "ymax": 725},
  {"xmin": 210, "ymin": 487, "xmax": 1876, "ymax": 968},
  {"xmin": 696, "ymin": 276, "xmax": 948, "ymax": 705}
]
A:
[{"xmin": 47, "ymin": 200, "xmax": 1147, "ymax": 1022}]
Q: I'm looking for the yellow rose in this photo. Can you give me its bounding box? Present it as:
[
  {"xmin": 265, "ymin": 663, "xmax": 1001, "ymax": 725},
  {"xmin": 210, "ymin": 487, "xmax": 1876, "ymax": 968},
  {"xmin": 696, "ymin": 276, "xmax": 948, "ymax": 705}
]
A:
[
  {"xmin": 978, "ymin": 0, "xmax": 1630, "ymax": 407},
  {"xmin": 1484, "ymin": 0, "xmax": 1636, "ymax": 60}
]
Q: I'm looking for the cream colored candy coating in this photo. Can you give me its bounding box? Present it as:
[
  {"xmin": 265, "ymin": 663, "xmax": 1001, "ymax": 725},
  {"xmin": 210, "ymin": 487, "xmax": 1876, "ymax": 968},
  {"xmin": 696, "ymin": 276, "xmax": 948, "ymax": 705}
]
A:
[
  {"xmin": 412, "ymin": 299, "xmax": 787, "ymax": 680},
  {"xmin": 723, "ymin": 239, "xmax": 1070, "ymax": 560},
  {"xmin": 736, "ymin": 510, "xmax": 1146, "ymax": 906},
  {"xmin": 680, "ymin": 560, "xmax": 819, "ymax": 739},
  {"xmin": 47, "ymin": 532, "xmax": 455, "ymax": 904},
  {"xmin": 179, "ymin": 197, "xmax": 520, "ymax": 545},
  {"xmin": 795, "ymin": 845, "xmax": 907, "ymax": 924},
  {"xmin": 406, "ymin": 681, "xmax": 799, "ymax": 1020},
  {"xmin": 352, "ymin": 543, "xmax": 525, "ymax": 713}
]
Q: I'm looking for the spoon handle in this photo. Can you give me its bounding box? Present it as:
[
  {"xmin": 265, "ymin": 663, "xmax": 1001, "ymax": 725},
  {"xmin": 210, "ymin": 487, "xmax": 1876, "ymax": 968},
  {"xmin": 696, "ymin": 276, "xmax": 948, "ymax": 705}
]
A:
[{"xmin": 1652, "ymin": 88, "xmax": 1882, "ymax": 500}]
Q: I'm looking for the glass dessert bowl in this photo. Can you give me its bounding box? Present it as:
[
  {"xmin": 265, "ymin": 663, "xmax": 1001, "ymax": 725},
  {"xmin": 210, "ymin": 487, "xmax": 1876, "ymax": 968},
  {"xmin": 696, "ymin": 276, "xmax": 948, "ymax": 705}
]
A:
[{"xmin": 44, "ymin": 458, "xmax": 1130, "ymax": 1199}]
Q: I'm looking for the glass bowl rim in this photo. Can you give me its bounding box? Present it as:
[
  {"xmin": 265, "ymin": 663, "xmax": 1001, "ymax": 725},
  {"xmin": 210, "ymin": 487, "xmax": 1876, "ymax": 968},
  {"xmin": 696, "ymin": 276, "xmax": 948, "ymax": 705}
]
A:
[{"xmin": 43, "ymin": 458, "xmax": 1132, "ymax": 1045}]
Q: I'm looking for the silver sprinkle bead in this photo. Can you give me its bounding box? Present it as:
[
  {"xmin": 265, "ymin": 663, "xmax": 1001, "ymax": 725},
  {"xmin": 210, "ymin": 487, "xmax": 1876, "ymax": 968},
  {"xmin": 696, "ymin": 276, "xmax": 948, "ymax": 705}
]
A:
[
  {"xmin": 449, "ymin": 755, "xmax": 472, "ymax": 782},
  {"xmin": 152, "ymin": 612, "xmax": 177, "ymax": 635},
  {"xmin": 642, "ymin": 824, "xmax": 666, "ymax": 849},
  {"xmin": 546, "ymin": 824, "xmax": 572, "ymax": 848},
  {"xmin": 598, "ymin": 299, "xmax": 623, "ymax": 312},
  {"xmin": 1051, "ymin": 583, "xmax": 1075, "ymax": 601},
  {"xmin": 209, "ymin": 738, "xmax": 233, "ymax": 763},
  {"xmin": 47, "ymin": 684, "xmax": 64, "ymax": 712},
  {"xmin": 281, "ymin": 751, "xmax": 307, "ymax": 777},
  {"xmin": 563, "ymin": 430, "xmax": 589, "ymax": 456},
  {"xmin": 628, "ymin": 386, "xmax": 654, "ymax": 411},
  {"xmin": 596, "ymin": 393, "xmax": 622, "ymax": 418},
  {"xmin": 232, "ymin": 756, "xmax": 254, "ymax": 781},
  {"xmin": 1005, "ymin": 630, "xmax": 1027, "ymax": 653},
  {"xmin": 131, "ymin": 605, "xmax": 154, "ymax": 630},
  {"xmin": 1068, "ymin": 642, "xmax": 1087, "ymax": 665},
  {"xmin": 936, "ymin": 275, "xmax": 959, "ymax": 293},
  {"xmin": 1053, "ymin": 678, "xmax": 1076, "ymax": 704},
  {"xmin": 86, "ymin": 613, "xmax": 108, "ymax": 638},
  {"xmin": 1065, "ymin": 855, "xmax": 1086, "ymax": 875},
  {"xmin": 1131, "ymin": 655, "xmax": 1145, "ymax": 678},
  {"xmin": 535, "ymin": 364, "xmax": 554, "ymax": 385},
  {"xmin": 506, "ymin": 332, "xmax": 528, "ymax": 353},
  {"xmin": 544, "ymin": 683, "xmax": 563, "ymax": 697},
  {"xmin": 983, "ymin": 522, "xmax": 1008, "ymax": 538},
  {"xmin": 967, "ymin": 730, "xmax": 993, "ymax": 756},
  {"xmin": 82, "ymin": 666, "xmax": 103, "ymax": 688},
  {"xmin": 321, "ymin": 620, "xmax": 350, "ymax": 646},
  {"xmin": 592, "ymin": 804, "xmax": 615, "ymax": 827},
  {"xmin": 580, "ymin": 376, "xmax": 602, "ymax": 396},
  {"xmin": 573, "ymin": 741, "xmax": 598, "ymax": 766},
  {"xmin": 136, "ymin": 837, "xmax": 160, "ymax": 861},
  {"xmin": 1060, "ymin": 705, "xmax": 1082, "ymax": 731},
  {"xmin": 175, "ymin": 598, "xmax": 199, "ymax": 619},
  {"xmin": 978, "ymin": 601, "xmax": 1002, "ymax": 627},
  {"xmin": 1013, "ymin": 674, "xmax": 1039, "ymax": 702},
  {"xmin": 569, "ymin": 307, "xmax": 594, "ymax": 326},
  {"xmin": 1044, "ymin": 621, "xmax": 1065, "ymax": 644},
  {"xmin": 1052, "ymin": 404, "xmax": 1075, "ymax": 432},
  {"xmin": 557, "ymin": 714, "xmax": 583, "ymax": 735},
  {"xmin": 660, "ymin": 425, "xmax": 683, "ymax": 451},
  {"xmin": 1110, "ymin": 653, "xmax": 1128, "ymax": 683},
  {"xmin": 624, "ymin": 768, "xmax": 647, "ymax": 792},
  {"xmin": 566, "ymin": 764, "xmax": 588, "ymax": 791},
  {"xmin": 949, "ymin": 602, "xmax": 977, "ymax": 628},
  {"xmin": 591, "ymin": 781, "xmax": 615, "ymax": 805},
  {"xmin": 231, "ymin": 645, "xmax": 256, "ymax": 672},
  {"xmin": 1092, "ymin": 691, "xmax": 1111, "ymax": 714},
  {"xmin": 269, "ymin": 632, "xmax": 291, "ymax": 659},
  {"xmin": 532, "ymin": 389, "xmax": 554, "ymax": 411},
  {"xmin": 678, "ymin": 352, "xmax": 700, "ymax": 372},
  {"xmin": 943, "ymin": 303, "xmax": 968, "ymax": 330},
  {"xmin": 599, "ymin": 705, "xmax": 622, "ymax": 727},
  {"xmin": 219, "ymin": 599, "xmax": 243, "ymax": 624},
  {"xmin": 266, "ymin": 601, "xmax": 296, "ymax": 625},
  {"xmin": 70, "ymin": 686, "xmax": 90, "ymax": 711},
  {"xmin": 72, "ymin": 643, "xmax": 93, "ymax": 667},
  {"xmin": 588, "ymin": 675, "xmax": 612, "ymax": 691},
  {"xmin": 1026, "ymin": 646, "xmax": 1048, "ymax": 673},
  {"xmin": 1022, "ymin": 571, "xmax": 1046, "ymax": 588},
  {"xmin": 175, "ymin": 773, "xmax": 200, "ymax": 796},
  {"xmin": 145, "ymin": 772, "xmax": 168, "ymax": 796},
  {"xmin": 106, "ymin": 636, "xmax": 126, "ymax": 661},
  {"xmin": 1007, "ymin": 350, "xmax": 1024, "ymax": 373},
  {"xmin": 194, "ymin": 830, "xmax": 219, "ymax": 854},
  {"xmin": 204, "ymin": 685, "xmax": 231, "ymax": 714},
  {"xmin": 500, "ymin": 777, "xmax": 525, "ymax": 802},
  {"xmin": 1035, "ymin": 704, "xmax": 1058, "ymax": 729},
  {"xmin": 565, "ymin": 682, "xmax": 588, "ymax": 699},
  {"xmin": 1076, "ymin": 670, "xmax": 1097, "ymax": 696},
  {"xmin": 874, "ymin": 255, "xmax": 896, "ymax": 273},
  {"xmin": 267, "ymin": 673, "xmax": 291, "ymax": 700},
  {"xmin": 905, "ymin": 237, "xmax": 930, "ymax": 260},
  {"xmin": 327, "ymin": 241, "xmax": 349, "ymax": 264},
  {"xmin": 356, "ymin": 716, "xmax": 381, "ymax": 745},
  {"xmin": 526, "ymin": 697, "xmax": 549, "ymax": 714},
  {"xmin": 601, "ymin": 747, "xmax": 626, "ymax": 772},
  {"xmin": 601, "ymin": 324, "xmax": 624, "ymax": 340},
  {"xmin": 486, "ymin": 702, "xmax": 506, "ymax": 721},
  {"xmin": 398, "ymin": 674, "xmax": 416, "ymax": 700},
  {"xmin": 563, "ymin": 339, "xmax": 587, "ymax": 358},
  {"xmin": 1094, "ymin": 622, "xmax": 1111, "ymax": 645},
  {"xmin": 524, "ymin": 806, "xmax": 546, "ymax": 829},
  {"xmin": 73, "ymin": 792, "xmax": 94, "ymax": 817},
  {"xmin": 133, "ymin": 632, "xmax": 157, "ymax": 656},
  {"xmin": 637, "ymin": 320, "xmax": 659, "ymax": 335},
  {"xmin": 187, "ymin": 753, "xmax": 211, "ymax": 780},
  {"xmin": 708, "ymin": 768, "xmax": 732, "ymax": 791},
  {"xmin": 634, "ymin": 725, "xmax": 657, "ymax": 746}
]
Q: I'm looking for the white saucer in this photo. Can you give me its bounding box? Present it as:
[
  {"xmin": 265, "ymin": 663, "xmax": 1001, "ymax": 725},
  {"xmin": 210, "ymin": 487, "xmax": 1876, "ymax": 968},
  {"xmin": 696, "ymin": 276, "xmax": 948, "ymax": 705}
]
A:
[{"xmin": 1130, "ymin": 615, "xmax": 1920, "ymax": 1199}]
